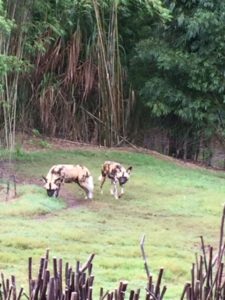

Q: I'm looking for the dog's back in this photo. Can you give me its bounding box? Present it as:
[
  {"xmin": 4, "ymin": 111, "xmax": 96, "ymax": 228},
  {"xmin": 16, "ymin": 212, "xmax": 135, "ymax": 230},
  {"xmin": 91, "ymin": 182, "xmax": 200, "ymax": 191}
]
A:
[{"xmin": 101, "ymin": 161, "xmax": 123, "ymax": 178}]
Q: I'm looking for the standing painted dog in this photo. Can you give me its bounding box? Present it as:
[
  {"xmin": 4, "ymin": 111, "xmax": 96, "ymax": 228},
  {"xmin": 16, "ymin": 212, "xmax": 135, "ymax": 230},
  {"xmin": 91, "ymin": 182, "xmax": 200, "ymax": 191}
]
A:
[
  {"xmin": 42, "ymin": 164, "xmax": 94, "ymax": 199},
  {"xmin": 99, "ymin": 161, "xmax": 132, "ymax": 199}
]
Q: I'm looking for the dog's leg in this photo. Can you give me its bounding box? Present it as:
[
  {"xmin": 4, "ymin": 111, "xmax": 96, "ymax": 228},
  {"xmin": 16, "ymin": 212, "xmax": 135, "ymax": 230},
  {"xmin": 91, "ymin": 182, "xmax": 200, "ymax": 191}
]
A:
[
  {"xmin": 78, "ymin": 176, "xmax": 94, "ymax": 200},
  {"xmin": 54, "ymin": 186, "xmax": 60, "ymax": 197},
  {"xmin": 120, "ymin": 186, "xmax": 124, "ymax": 197},
  {"xmin": 99, "ymin": 175, "xmax": 106, "ymax": 194},
  {"xmin": 110, "ymin": 180, "xmax": 115, "ymax": 195},
  {"xmin": 111, "ymin": 181, "xmax": 118, "ymax": 199}
]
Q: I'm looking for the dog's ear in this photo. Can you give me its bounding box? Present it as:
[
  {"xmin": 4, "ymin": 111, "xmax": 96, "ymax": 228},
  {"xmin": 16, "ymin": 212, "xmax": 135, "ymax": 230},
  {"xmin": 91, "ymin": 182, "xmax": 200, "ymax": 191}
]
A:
[
  {"xmin": 127, "ymin": 166, "xmax": 132, "ymax": 174},
  {"xmin": 42, "ymin": 176, "xmax": 47, "ymax": 183}
]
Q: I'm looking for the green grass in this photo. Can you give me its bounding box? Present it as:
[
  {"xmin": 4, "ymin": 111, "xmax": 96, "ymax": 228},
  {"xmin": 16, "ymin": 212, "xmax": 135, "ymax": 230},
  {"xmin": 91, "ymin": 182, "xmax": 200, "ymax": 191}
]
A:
[
  {"xmin": 0, "ymin": 147, "xmax": 225, "ymax": 299},
  {"xmin": 0, "ymin": 185, "xmax": 65, "ymax": 216}
]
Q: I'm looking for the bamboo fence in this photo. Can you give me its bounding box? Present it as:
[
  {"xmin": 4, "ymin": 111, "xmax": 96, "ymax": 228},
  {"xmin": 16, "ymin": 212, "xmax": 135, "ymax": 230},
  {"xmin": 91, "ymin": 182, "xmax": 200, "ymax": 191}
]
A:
[
  {"xmin": 1, "ymin": 207, "xmax": 225, "ymax": 300},
  {"xmin": 0, "ymin": 174, "xmax": 17, "ymax": 201},
  {"xmin": 0, "ymin": 249, "xmax": 165, "ymax": 300},
  {"xmin": 180, "ymin": 206, "xmax": 225, "ymax": 300}
]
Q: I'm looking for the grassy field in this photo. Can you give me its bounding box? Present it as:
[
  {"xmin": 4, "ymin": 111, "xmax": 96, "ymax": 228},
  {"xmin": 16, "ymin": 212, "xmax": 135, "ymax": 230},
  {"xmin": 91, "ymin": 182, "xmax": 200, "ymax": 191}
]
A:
[{"xmin": 0, "ymin": 145, "xmax": 225, "ymax": 299}]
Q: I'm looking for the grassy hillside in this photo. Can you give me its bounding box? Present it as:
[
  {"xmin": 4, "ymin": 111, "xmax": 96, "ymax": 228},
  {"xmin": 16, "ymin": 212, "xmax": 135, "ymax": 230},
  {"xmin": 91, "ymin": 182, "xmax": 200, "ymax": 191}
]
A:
[{"xmin": 0, "ymin": 145, "xmax": 225, "ymax": 299}]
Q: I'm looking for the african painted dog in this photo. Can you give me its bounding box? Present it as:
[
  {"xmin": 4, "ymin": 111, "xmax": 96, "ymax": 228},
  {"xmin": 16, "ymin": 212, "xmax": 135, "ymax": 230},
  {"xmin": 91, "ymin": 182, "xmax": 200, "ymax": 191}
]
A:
[
  {"xmin": 99, "ymin": 161, "xmax": 132, "ymax": 199},
  {"xmin": 42, "ymin": 164, "xmax": 94, "ymax": 199}
]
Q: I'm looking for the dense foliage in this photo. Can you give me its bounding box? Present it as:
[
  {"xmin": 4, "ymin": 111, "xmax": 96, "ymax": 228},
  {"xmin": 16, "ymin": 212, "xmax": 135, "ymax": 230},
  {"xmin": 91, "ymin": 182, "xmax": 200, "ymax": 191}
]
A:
[
  {"xmin": 130, "ymin": 0, "xmax": 225, "ymax": 158},
  {"xmin": 1, "ymin": 0, "xmax": 225, "ymax": 158}
]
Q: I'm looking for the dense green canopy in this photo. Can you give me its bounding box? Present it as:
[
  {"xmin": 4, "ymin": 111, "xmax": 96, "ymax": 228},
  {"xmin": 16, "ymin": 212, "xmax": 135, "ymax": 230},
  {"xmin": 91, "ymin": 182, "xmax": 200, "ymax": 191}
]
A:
[{"xmin": 131, "ymin": 0, "xmax": 225, "ymax": 136}]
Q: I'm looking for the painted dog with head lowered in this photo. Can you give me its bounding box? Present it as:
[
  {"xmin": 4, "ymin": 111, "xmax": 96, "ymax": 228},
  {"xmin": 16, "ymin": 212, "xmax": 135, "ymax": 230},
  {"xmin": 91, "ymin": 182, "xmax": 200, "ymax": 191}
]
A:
[
  {"xmin": 42, "ymin": 164, "xmax": 94, "ymax": 199},
  {"xmin": 99, "ymin": 161, "xmax": 132, "ymax": 199}
]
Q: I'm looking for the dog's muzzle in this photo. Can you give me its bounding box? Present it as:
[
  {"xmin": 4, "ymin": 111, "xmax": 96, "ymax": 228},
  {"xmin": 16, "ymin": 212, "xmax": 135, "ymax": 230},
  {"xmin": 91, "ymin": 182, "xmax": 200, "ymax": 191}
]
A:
[
  {"xmin": 119, "ymin": 176, "xmax": 128, "ymax": 185},
  {"xmin": 47, "ymin": 189, "xmax": 59, "ymax": 197}
]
